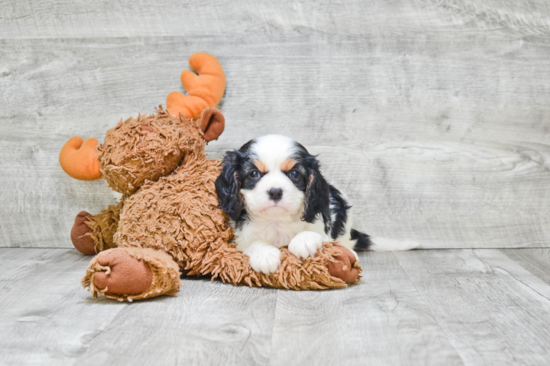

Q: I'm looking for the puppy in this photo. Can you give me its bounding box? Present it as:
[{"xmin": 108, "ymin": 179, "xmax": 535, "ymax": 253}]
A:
[{"xmin": 215, "ymin": 135, "xmax": 418, "ymax": 274}]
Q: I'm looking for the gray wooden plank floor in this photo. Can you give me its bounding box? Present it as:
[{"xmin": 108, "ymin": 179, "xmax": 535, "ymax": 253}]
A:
[{"xmin": 2, "ymin": 247, "xmax": 550, "ymax": 365}]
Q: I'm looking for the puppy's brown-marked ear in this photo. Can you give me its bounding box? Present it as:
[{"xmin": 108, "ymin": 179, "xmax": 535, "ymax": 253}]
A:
[
  {"xmin": 200, "ymin": 108, "xmax": 225, "ymax": 142},
  {"xmin": 302, "ymin": 155, "xmax": 331, "ymax": 232}
]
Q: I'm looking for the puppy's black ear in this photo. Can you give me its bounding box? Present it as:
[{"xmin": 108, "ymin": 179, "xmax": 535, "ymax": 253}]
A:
[
  {"xmin": 215, "ymin": 150, "xmax": 244, "ymax": 221},
  {"xmin": 302, "ymin": 155, "xmax": 331, "ymax": 233}
]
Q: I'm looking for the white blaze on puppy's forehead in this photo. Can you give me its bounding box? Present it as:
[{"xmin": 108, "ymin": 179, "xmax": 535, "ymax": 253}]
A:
[
  {"xmin": 239, "ymin": 134, "xmax": 305, "ymax": 220},
  {"xmin": 250, "ymin": 135, "xmax": 298, "ymax": 172}
]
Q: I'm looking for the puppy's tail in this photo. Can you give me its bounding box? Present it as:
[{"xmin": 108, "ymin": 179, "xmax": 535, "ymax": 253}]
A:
[{"xmin": 351, "ymin": 229, "xmax": 419, "ymax": 252}]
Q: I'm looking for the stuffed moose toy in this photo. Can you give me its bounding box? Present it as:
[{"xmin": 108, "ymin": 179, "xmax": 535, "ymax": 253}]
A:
[{"xmin": 59, "ymin": 52, "xmax": 362, "ymax": 301}]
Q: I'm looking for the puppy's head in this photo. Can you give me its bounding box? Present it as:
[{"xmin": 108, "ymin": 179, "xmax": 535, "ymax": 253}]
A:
[{"xmin": 215, "ymin": 135, "xmax": 331, "ymax": 227}]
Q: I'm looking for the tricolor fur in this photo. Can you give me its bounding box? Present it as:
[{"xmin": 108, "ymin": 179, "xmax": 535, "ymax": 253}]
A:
[{"xmin": 215, "ymin": 135, "xmax": 418, "ymax": 274}]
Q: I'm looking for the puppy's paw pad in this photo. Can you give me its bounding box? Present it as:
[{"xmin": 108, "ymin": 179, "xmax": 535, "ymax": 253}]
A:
[
  {"xmin": 288, "ymin": 231, "xmax": 324, "ymax": 259},
  {"xmin": 246, "ymin": 243, "xmax": 281, "ymax": 275}
]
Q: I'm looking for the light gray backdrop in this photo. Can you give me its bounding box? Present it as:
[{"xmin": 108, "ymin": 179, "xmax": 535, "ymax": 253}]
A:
[{"xmin": 2, "ymin": 0, "xmax": 549, "ymax": 249}]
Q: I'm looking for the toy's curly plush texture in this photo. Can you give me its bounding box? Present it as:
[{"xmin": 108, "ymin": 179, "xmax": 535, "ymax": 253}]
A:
[
  {"xmin": 63, "ymin": 53, "xmax": 361, "ymax": 301},
  {"xmin": 83, "ymin": 203, "xmax": 122, "ymax": 253},
  {"xmin": 83, "ymin": 247, "xmax": 180, "ymax": 302},
  {"xmin": 76, "ymin": 109, "xmax": 360, "ymax": 301},
  {"xmin": 99, "ymin": 112, "xmax": 192, "ymax": 195}
]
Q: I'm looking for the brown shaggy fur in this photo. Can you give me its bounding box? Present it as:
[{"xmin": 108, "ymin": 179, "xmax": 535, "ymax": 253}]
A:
[
  {"xmin": 100, "ymin": 112, "xmax": 192, "ymax": 195},
  {"xmin": 80, "ymin": 107, "xmax": 362, "ymax": 301},
  {"xmin": 85, "ymin": 202, "xmax": 122, "ymax": 252}
]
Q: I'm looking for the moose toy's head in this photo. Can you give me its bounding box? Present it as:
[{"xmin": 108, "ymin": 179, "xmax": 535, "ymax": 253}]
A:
[
  {"xmin": 59, "ymin": 53, "xmax": 226, "ymax": 195},
  {"xmin": 97, "ymin": 106, "xmax": 225, "ymax": 195}
]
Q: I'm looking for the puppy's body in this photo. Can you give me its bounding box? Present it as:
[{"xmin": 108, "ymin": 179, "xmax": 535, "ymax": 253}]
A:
[{"xmin": 216, "ymin": 135, "xmax": 417, "ymax": 274}]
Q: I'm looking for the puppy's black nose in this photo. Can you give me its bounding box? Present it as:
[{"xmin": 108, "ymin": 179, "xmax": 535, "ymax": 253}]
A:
[{"xmin": 268, "ymin": 188, "xmax": 283, "ymax": 202}]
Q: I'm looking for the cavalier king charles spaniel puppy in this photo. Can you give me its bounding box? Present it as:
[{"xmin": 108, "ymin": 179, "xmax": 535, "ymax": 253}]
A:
[{"xmin": 215, "ymin": 135, "xmax": 418, "ymax": 275}]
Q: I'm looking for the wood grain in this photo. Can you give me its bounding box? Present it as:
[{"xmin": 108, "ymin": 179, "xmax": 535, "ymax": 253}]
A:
[
  {"xmin": 0, "ymin": 0, "xmax": 491, "ymax": 39},
  {"xmin": 395, "ymin": 249, "xmax": 550, "ymax": 365},
  {"xmin": 1, "ymin": 0, "xmax": 550, "ymax": 249},
  {"xmin": 0, "ymin": 248, "xmax": 129, "ymax": 365},
  {"xmin": 2, "ymin": 0, "xmax": 549, "ymax": 39},
  {"xmin": 73, "ymin": 281, "xmax": 278, "ymax": 366},
  {"xmin": 0, "ymin": 248, "xmax": 278, "ymax": 365},
  {"xmin": 270, "ymin": 251, "xmax": 463, "ymax": 365},
  {"xmin": 0, "ymin": 248, "xmax": 63, "ymax": 291},
  {"xmin": 4, "ymin": 248, "xmax": 550, "ymax": 364},
  {"xmin": 500, "ymin": 249, "xmax": 550, "ymax": 286}
]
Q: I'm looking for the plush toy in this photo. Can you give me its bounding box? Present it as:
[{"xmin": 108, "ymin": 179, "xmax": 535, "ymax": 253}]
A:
[{"xmin": 60, "ymin": 52, "xmax": 362, "ymax": 301}]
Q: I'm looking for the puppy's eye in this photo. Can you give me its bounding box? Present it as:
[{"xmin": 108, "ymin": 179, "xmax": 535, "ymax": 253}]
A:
[
  {"xmin": 288, "ymin": 170, "xmax": 299, "ymax": 179},
  {"xmin": 249, "ymin": 170, "xmax": 260, "ymax": 179}
]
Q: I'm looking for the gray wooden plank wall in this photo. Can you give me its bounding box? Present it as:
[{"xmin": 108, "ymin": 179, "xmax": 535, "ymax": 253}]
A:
[{"xmin": 1, "ymin": 0, "xmax": 550, "ymax": 248}]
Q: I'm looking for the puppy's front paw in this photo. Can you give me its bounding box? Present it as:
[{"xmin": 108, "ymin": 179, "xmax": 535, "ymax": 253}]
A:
[
  {"xmin": 288, "ymin": 231, "xmax": 324, "ymax": 259},
  {"xmin": 245, "ymin": 242, "xmax": 281, "ymax": 275}
]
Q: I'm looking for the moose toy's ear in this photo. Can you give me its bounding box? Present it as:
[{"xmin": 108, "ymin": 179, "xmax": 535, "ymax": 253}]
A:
[{"xmin": 200, "ymin": 108, "xmax": 225, "ymax": 142}]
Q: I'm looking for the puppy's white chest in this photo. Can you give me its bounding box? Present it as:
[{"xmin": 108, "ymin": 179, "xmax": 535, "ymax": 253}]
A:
[
  {"xmin": 236, "ymin": 219, "xmax": 305, "ymax": 250},
  {"xmin": 258, "ymin": 221, "xmax": 300, "ymax": 248}
]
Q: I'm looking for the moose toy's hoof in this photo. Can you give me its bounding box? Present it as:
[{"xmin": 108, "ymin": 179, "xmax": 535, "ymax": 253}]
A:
[
  {"xmin": 71, "ymin": 211, "xmax": 97, "ymax": 255},
  {"xmin": 327, "ymin": 245, "xmax": 361, "ymax": 284},
  {"xmin": 93, "ymin": 249, "xmax": 153, "ymax": 295}
]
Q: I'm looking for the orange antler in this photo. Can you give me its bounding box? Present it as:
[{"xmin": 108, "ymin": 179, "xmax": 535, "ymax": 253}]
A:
[
  {"xmin": 166, "ymin": 52, "xmax": 226, "ymax": 120},
  {"xmin": 59, "ymin": 137, "xmax": 102, "ymax": 180}
]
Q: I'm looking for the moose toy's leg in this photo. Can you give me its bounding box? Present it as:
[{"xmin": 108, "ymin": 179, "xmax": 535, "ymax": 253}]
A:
[
  {"xmin": 195, "ymin": 239, "xmax": 362, "ymax": 290},
  {"xmin": 71, "ymin": 203, "xmax": 122, "ymax": 255},
  {"xmin": 82, "ymin": 247, "xmax": 181, "ymax": 302},
  {"xmin": 325, "ymin": 245, "xmax": 361, "ymax": 284}
]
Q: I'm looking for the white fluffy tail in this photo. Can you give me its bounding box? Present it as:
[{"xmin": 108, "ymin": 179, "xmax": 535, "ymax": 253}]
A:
[{"xmin": 369, "ymin": 237, "xmax": 419, "ymax": 252}]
